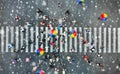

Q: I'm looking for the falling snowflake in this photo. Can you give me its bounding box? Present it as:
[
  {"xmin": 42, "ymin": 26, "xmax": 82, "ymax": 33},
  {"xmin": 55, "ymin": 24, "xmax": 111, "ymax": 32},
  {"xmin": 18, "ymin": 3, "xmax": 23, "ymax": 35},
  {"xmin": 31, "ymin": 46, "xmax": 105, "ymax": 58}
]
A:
[
  {"xmin": 0, "ymin": 29, "xmax": 4, "ymax": 35},
  {"xmin": 42, "ymin": 0, "xmax": 47, "ymax": 6},
  {"xmin": 31, "ymin": 6, "xmax": 34, "ymax": 9},
  {"xmin": 118, "ymin": 9, "xmax": 120, "ymax": 14},
  {"xmin": 95, "ymin": 5, "xmax": 98, "ymax": 8},
  {"xmin": 116, "ymin": 65, "xmax": 119, "ymax": 69},
  {"xmin": 26, "ymin": 2, "xmax": 29, "ymax": 4}
]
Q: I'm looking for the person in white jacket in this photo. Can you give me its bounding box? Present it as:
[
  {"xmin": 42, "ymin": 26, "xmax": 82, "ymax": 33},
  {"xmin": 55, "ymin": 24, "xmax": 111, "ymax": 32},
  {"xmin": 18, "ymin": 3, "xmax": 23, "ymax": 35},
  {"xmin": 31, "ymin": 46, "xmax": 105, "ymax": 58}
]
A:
[{"xmin": 62, "ymin": 69, "xmax": 65, "ymax": 74}]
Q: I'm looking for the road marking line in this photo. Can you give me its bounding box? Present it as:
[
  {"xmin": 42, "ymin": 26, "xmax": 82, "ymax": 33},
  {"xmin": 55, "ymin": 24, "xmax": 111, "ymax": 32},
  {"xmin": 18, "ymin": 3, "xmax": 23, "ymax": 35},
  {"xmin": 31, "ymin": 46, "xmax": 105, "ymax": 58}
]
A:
[
  {"xmin": 20, "ymin": 27, "xmax": 24, "ymax": 51},
  {"xmin": 65, "ymin": 27, "xmax": 68, "ymax": 52},
  {"xmin": 84, "ymin": 28, "xmax": 87, "ymax": 52},
  {"xmin": 25, "ymin": 27, "xmax": 29, "ymax": 52},
  {"xmin": 113, "ymin": 28, "xmax": 116, "ymax": 53},
  {"xmin": 99, "ymin": 27, "xmax": 102, "ymax": 53},
  {"xmin": 15, "ymin": 27, "xmax": 19, "ymax": 52},
  {"xmin": 55, "ymin": 27, "xmax": 59, "ymax": 52},
  {"xmin": 103, "ymin": 28, "xmax": 106, "ymax": 53},
  {"xmin": 94, "ymin": 28, "xmax": 98, "ymax": 52},
  {"xmin": 79, "ymin": 27, "xmax": 82, "ymax": 52},
  {"xmin": 69, "ymin": 27, "xmax": 72, "ymax": 52},
  {"xmin": 60, "ymin": 28, "xmax": 63, "ymax": 52},
  {"xmin": 40, "ymin": 27, "xmax": 44, "ymax": 48},
  {"xmin": 1, "ymin": 26, "xmax": 4, "ymax": 52},
  {"xmin": 108, "ymin": 28, "xmax": 111, "ymax": 53},
  {"xmin": 6, "ymin": 26, "xmax": 9, "ymax": 52},
  {"xmin": 10, "ymin": 27, "xmax": 14, "ymax": 52},
  {"xmin": 74, "ymin": 27, "xmax": 77, "ymax": 52},
  {"xmin": 118, "ymin": 28, "xmax": 120, "ymax": 53},
  {"xmin": 35, "ymin": 26, "xmax": 39, "ymax": 52},
  {"xmin": 88, "ymin": 27, "xmax": 92, "ymax": 53},
  {"xmin": 45, "ymin": 27, "xmax": 48, "ymax": 52},
  {"xmin": 30, "ymin": 27, "xmax": 34, "ymax": 52}
]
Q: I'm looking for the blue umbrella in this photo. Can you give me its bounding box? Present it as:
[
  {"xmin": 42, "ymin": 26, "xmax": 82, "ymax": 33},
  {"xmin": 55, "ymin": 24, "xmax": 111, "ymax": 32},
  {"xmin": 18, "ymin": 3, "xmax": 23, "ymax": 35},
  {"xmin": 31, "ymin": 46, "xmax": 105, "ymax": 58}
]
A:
[
  {"xmin": 77, "ymin": 0, "xmax": 85, "ymax": 4},
  {"xmin": 36, "ymin": 49, "xmax": 40, "ymax": 55}
]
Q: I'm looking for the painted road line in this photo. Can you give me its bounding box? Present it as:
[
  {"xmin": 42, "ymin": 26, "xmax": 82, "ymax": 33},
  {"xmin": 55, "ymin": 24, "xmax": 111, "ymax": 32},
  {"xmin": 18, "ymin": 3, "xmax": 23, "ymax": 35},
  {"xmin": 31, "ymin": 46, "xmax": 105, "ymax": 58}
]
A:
[
  {"xmin": 79, "ymin": 27, "xmax": 82, "ymax": 52},
  {"xmin": 40, "ymin": 27, "xmax": 44, "ymax": 48},
  {"xmin": 118, "ymin": 28, "xmax": 120, "ymax": 53},
  {"xmin": 55, "ymin": 27, "xmax": 59, "ymax": 52},
  {"xmin": 74, "ymin": 27, "xmax": 77, "ymax": 52},
  {"xmin": 45, "ymin": 27, "xmax": 48, "ymax": 52},
  {"xmin": 65, "ymin": 27, "xmax": 68, "ymax": 52},
  {"xmin": 113, "ymin": 28, "xmax": 116, "ymax": 53},
  {"xmin": 84, "ymin": 28, "xmax": 87, "ymax": 52},
  {"xmin": 10, "ymin": 27, "xmax": 14, "ymax": 52},
  {"xmin": 60, "ymin": 28, "xmax": 63, "ymax": 52},
  {"xmin": 69, "ymin": 27, "xmax": 72, "ymax": 52},
  {"xmin": 20, "ymin": 27, "xmax": 24, "ymax": 52},
  {"xmin": 89, "ymin": 27, "xmax": 92, "ymax": 53},
  {"xmin": 99, "ymin": 27, "xmax": 102, "ymax": 53},
  {"xmin": 15, "ymin": 27, "xmax": 19, "ymax": 52},
  {"xmin": 94, "ymin": 28, "xmax": 97, "ymax": 52},
  {"xmin": 5, "ymin": 26, "xmax": 9, "ymax": 52},
  {"xmin": 25, "ymin": 27, "xmax": 29, "ymax": 52},
  {"xmin": 108, "ymin": 28, "xmax": 111, "ymax": 53},
  {"xmin": 1, "ymin": 26, "xmax": 4, "ymax": 52},
  {"xmin": 103, "ymin": 28, "xmax": 106, "ymax": 53},
  {"xmin": 30, "ymin": 27, "xmax": 34, "ymax": 52},
  {"xmin": 35, "ymin": 26, "xmax": 39, "ymax": 52}
]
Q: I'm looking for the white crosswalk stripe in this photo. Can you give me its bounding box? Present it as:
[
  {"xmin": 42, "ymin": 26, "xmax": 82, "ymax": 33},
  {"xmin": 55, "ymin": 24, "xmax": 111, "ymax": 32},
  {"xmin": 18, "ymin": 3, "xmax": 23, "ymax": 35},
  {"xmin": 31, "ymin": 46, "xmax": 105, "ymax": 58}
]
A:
[
  {"xmin": 103, "ymin": 28, "xmax": 106, "ymax": 53},
  {"xmin": 94, "ymin": 28, "xmax": 97, "ymax": 52},
  {"xmin": 98, "ymin": 27, "xmax": 102, "ymax": 53},
  {"xmin": 65, "ymin": 27, "xmax": 68, "ymax": 52},
  {"xmin": 6, "ymin": 26, "xmax": 9, "ymax": 52},
  {"xmin": 49, "ymin": 29, "xmax": 52, "ymax": 52},
  {"xmin": 84, "ymin": 28, "xmax": 87, "ymax": 52},
  {"xmin": 40, "ymin": 27, "xmax": 44, "ymax": 48},
  {"xmin": 60, "ymin": 28, "xmax": 63, "ymax": 52},
  {"xmin": 45, "ymin": 27, "xmax": 48, "ymax": 52},
  {"xmin": 74, "ymin": 27, "xmax": 77, "ymax": 52},
  {"xmin": 118, "ymin": 28, "xmax": 120, "ymax": 53},
  {"xmin": 15, "ymin": 27, "xmax": 19, "ymax": 52},
  {"xmin": 25, "ymin": 27, "xmax": 29, "ymax": 52},
  {"xmin": 88, "ymin": 28, "xmax": 92, "ymax": 44},
  {"xmin": 108, "ymin": 28, "xmax": 111, "ymax": 53},
  {"xmin": 113, "ymin": 28, "xmax": 116, "ymax": 53},
  {"xmin": 55, "ymin": 27, "xmax": 58, "ymax": 52},
  {"xmin": 1, "ymin": 26, "xmax": 4, "ymax": 52},
  {"xmin": 1, "ymin": 26, "xmax": 120, "ymax": 53},
  {"xmin": 30, "ymin": 27, "xmax": 34, "ymax": 52},
  {"xmin": 10, "ymin": 27, "xmax": 14, "ymax": 52},
  {"xmin": 79, "ymin": 27, "xmax": 82, "ymax": 52},
  {"xmin": 20, "ymin": 27, "xmax": 24, "ymax": 50},
  {"xmin": 35, "ymin": 26, "xmax": 39, "ymax": 52},
  {"xmin": 69, "ymin": 27, "xmax": 72, "ymax": 52},
  {"xmin": 88, "ymin": 28, "xmax": 92, "ymax": 53}
]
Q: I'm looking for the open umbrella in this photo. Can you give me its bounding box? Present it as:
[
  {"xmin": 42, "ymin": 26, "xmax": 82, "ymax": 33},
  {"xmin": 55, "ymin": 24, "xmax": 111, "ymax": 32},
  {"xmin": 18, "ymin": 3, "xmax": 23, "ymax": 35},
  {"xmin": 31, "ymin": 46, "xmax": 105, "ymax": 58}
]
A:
[
  {"xmin": 69, "ymin": 30, "xmax": 77, "ymax": 38},
  {"xmin": 99, "ymin": 13, "xmax": 108, "ymax": 21},
  {"xmin": 49, "ymin": 29, "xmax": 58, "ymax": 37},
  {"xmin": 77, "ymin": 0, "xmax": 85, "ymax": 4},
  {"xmin": 37, "ymin": 70, "xmax": 45, "ymax": 74},
  {"xmin": 36, "ymin": 48, "xmax": 45, "ymax": 56}
]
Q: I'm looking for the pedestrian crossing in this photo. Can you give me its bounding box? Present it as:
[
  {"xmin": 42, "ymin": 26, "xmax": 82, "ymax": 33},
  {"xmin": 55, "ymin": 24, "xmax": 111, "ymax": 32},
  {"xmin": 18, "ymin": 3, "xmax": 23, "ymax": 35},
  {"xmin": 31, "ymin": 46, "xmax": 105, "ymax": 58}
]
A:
[{"xmin": 0, "ymin": 26, "xmax": 120, "ymax": 53}]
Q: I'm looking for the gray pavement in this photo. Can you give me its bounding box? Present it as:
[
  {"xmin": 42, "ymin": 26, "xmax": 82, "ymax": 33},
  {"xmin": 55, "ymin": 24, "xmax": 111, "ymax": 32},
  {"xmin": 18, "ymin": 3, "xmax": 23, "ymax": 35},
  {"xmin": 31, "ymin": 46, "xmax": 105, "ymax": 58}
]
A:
[
  {"xmin": 0, "ymin": 0, "xmax": 120, "ymax": 27},
  {"xmin": 0, "ymin": 53, "xmax": 120, "ymax": 74}
]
